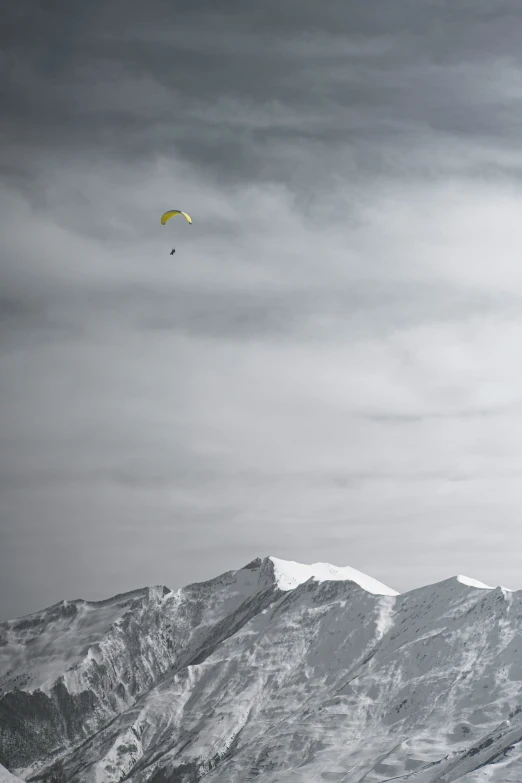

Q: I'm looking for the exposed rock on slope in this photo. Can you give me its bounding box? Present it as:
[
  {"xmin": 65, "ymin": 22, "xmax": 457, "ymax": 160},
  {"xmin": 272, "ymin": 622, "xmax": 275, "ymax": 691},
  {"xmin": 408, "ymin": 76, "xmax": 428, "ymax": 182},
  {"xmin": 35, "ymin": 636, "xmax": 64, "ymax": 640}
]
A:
[
  {"xmin": 0, "ymin": 557, "xmax": 281, "ymax": 774},
  {"xmin": 2, "ymin": 557, "xmax": 521, "ymax": 783}
]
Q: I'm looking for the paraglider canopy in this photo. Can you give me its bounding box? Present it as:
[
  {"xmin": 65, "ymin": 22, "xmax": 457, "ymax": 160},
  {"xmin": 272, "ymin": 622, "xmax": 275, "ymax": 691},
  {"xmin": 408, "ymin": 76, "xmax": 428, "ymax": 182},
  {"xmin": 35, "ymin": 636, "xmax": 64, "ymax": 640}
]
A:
[{"xmin": 161, "ymin": 210, "xmax": 192, "ymax": 225}]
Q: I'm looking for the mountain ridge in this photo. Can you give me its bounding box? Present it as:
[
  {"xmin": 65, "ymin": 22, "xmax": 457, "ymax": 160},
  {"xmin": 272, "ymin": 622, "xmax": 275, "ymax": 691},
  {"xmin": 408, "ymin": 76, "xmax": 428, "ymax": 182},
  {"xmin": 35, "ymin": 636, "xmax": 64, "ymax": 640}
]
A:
[{"xmin": 1, "ymin": 556, "xmax": 521, "ymax": 782}]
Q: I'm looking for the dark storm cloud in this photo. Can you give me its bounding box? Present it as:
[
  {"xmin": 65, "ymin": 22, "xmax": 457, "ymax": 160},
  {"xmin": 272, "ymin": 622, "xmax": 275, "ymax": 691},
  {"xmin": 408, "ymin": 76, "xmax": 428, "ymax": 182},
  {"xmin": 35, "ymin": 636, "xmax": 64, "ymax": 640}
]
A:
[{"xmin": 4, "ymin": 0, "xmax": 522, "ymax": 184}]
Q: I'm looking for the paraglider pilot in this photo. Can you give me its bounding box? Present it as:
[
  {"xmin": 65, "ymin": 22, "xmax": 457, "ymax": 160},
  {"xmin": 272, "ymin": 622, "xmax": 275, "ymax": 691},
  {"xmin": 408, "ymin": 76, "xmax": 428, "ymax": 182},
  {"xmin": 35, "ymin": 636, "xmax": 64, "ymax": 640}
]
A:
[{"xmin": 160, "ymin": 210, "xmax": 191, "ymax": 255}]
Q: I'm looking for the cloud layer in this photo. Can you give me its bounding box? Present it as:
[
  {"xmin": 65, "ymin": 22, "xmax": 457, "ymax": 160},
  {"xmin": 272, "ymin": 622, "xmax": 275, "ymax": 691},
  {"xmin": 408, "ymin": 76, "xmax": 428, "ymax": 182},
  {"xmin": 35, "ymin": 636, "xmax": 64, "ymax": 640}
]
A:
[{"xmin": 2, "ymin": 1, "xmax": 522, "ymax": 619}]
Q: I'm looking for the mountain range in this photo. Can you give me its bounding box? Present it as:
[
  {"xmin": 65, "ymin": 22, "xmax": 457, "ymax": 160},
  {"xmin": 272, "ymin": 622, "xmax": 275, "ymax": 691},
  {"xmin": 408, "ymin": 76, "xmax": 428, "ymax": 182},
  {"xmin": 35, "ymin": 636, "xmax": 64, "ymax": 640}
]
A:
[{"xmin": 1, "ymin": 556, "xmax": 521, "ymax": 782}]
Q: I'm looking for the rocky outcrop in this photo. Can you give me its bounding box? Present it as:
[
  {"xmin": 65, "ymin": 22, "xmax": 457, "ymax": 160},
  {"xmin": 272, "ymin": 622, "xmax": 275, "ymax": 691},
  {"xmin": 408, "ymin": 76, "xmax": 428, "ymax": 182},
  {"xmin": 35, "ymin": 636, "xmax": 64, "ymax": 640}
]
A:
[
  {"xmin": 0, "ymin": 558, "xmax": 282, "ymax": 776},
  {"xmin": 3, "ymin": 559, "xmax": 522, "ymax": 783}
]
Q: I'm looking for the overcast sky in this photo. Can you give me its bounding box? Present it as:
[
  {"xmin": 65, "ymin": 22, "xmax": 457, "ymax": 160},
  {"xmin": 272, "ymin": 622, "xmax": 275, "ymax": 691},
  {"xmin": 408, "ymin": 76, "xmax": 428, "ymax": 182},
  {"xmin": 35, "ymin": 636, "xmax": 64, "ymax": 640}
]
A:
[{"xmin": 2, "ymin": 1, "xmax": 522, "ymax": 620}]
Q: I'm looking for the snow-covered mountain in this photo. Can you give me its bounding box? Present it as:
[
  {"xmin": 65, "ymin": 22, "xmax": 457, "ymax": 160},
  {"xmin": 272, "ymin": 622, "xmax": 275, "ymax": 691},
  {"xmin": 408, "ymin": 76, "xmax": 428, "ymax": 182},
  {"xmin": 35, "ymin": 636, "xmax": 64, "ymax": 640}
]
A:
[{"xmin": 1, "ymin": 556, "xmax": 521, "ymax": 782}]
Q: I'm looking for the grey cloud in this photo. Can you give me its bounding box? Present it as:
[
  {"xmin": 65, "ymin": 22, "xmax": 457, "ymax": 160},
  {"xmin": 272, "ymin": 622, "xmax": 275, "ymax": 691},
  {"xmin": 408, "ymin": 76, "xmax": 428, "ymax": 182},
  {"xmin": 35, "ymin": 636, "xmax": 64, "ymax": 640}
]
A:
[
  {"xmin": 4, "ymin": 1, "xmax": 522, "ymax": 183},
  {"xmin": 2, "ymin": 1, "xmax": 522, "ymax": 620},
  {"xmin": 75, "ymin": 282, "xmax": 522, "ymax": 344}
]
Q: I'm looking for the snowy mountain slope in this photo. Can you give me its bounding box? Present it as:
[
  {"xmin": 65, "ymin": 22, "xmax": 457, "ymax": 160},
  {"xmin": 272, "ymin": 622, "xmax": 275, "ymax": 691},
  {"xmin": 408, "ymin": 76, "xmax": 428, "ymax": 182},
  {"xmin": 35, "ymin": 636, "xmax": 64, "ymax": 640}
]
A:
[
  {"xmin": 270, "ymin": 556, "xmax": 399, "ymax": 595},
  {"xmin": 165, "ymin": 579, "xmax": 522, "ymax": 783},
  {"xmin": 0, "ymin": 588, "xmax": 157, "ymax": 696},
  {"xmin": 0, "ymin": 764, "xmax": 25, "ymax": 783},
  {"xmin": 0, "ymin": 557, "xmax": 283, "ymax": 772},
  {"xmin": 2, "ymin": 557, "xmax": 521, "ymax": 783},
  {"xmin": 27, "ymin": 578, "xmax": 393, "ymax": 782}
]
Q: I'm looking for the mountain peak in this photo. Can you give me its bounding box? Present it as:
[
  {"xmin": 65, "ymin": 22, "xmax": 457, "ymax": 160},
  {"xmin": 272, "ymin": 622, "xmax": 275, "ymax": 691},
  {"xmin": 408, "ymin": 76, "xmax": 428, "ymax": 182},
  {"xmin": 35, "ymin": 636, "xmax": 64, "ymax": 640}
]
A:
[
  {"xmin": 456, "ymin": 573, "xmax": 513, "ymax": 592},
  {"xmin": 268, "ymin": 555, "xmax": 399, "ymax": 596},
  {"xmin": 456, "ymin": 574, "xmax": 494, "ymax": 589},
  {"xmin": 3, "ymin": 557, "xmax": 522, "ymax": 782}
]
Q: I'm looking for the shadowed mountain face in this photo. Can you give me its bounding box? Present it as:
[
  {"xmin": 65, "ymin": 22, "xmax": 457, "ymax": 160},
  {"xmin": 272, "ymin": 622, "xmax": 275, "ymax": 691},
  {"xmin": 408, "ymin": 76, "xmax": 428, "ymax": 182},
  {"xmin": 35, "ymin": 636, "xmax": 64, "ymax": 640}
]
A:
[
  {"xmin": 0, "ymin": 558, "xmax": 281, "ymax": 776},
  {"xmin": 1, "ymin": 558, "xmax": 522, "ymax": 783}
]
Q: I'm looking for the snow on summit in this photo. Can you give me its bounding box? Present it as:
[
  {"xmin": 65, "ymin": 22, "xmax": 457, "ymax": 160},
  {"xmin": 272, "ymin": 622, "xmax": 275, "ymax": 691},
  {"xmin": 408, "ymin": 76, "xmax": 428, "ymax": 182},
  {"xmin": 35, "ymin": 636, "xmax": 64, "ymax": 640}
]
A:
[
  {"xmin": 269, "ymin": 556, "xmax": 399, "ymax": 596},
  {"xmin": 456, "ymin": 574, "xmax": 513, "ymax": 591},
  {"xmin": 457, "ymin": 574, "xmax": 495, "ymax": 589}
]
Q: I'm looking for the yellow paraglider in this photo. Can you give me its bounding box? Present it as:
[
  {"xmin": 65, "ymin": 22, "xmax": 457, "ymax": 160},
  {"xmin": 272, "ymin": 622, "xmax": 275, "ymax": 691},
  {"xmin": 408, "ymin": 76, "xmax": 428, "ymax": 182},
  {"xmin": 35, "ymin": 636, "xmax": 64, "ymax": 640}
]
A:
[
  {"xmin": 161, "ymin": 210, "xmax": 192, "ymax": 255},
  {"xmin": 160, "ymin": 210, "xmax": 192, "ymax": 225}
]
